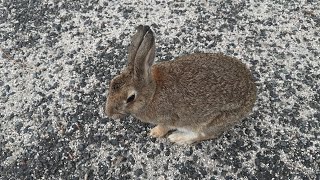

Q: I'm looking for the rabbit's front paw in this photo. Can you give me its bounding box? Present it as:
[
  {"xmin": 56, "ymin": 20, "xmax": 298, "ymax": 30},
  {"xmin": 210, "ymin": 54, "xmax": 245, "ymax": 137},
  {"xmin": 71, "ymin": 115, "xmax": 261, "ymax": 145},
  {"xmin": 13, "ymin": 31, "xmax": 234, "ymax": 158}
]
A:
[
  {"xmin": 168, "ymin": 130, "xmax": 199, "ymax": 145},
  {"xmin": 149, "ymin": 125, "xmax": 170, "ymax": 138}
]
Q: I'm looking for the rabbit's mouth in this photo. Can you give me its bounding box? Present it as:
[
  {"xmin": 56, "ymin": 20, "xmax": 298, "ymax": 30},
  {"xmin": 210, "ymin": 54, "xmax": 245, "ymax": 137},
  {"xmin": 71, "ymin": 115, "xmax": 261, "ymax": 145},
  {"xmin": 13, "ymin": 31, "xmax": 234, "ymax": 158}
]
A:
[{"xmin": 104, "ymin": 102, "xmax": 126, "ymax": 120}]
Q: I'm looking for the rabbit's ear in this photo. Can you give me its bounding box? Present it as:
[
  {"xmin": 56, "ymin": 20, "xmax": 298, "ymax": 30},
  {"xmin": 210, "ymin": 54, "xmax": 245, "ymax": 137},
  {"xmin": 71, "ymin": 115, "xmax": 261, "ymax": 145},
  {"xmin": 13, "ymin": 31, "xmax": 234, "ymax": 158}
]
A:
[
  {"xmin": 133, "ymin": 27, "xmax": 155, "ymax": 83},
  {"xmin": 127, "ymin": 25, "xmax": 151, "ymax": 73}
]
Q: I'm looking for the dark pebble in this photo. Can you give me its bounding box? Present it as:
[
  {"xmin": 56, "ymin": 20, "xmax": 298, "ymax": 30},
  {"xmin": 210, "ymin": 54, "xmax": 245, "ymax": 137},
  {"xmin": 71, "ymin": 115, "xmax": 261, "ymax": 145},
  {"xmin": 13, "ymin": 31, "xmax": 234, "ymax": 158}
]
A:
[
  {"xmin": 78, "ymin": 144, "xmax": 85, "ymax": 151},
  {"xmin": 165, "ymin": 149, "xmax": 170, "ymax": 156},
  {"xmin": 101, "ymin": 22, "xmax": 106, "ymax": 29},
  {"xmin": 147, "ymin": 153, "xmax": 154, "ymax": 159},
  {"xmin": 69, "ymin": 80, "xmax": 76, "ymax": 85},
  {"xmin": 66, "ymin": 60, "xmax": 74, "ymax": 65},
  {"xmin": 15, "ymin": 121, "xmax": 23, "ymax": 133},
  {"xmin": 54, "ymin": 66, "xmax": 63, "ymax": 73},
  {"xmin": 80, "ymin": 79, "xmax": 86, "ymax": 87},
  {"xmin": 127, "ymin": 155, "xmax": 135, "ymax": 165},
  {"xmin": 142, "ymin": 147, "xmax": 148, "ymax": 153},
  {"xmin": 0, "ymin": 8, "xmax": 8, "ymax": 23},
  {"xmin": 27, "ymin": 111, "xmax": 33, "ymax": 119},
  {"xmin": 8, "ymin": 138, "xmax": 14, "ymax": 143},
  {"xmin": 109, "ymin": 139, "xmax": 119, "ymax": 146},
  {"xmin": 184, "ymin": 147, "xmax": 193, "ymax": 156},
  {"xmin": 192, "ymin": 155, "xmax": 198, "ymax": 162},
  {"xmin": 0, "ymin": 134, "xmax": 4, "ymax": 143},
  {"xmin": 195, "ymin": 143, "xmax": 203, "ymax": 150},
  {"xmin": 47, "ymin": 125, "xmax": 54, "ymax": 134},
  {"xmin": 41, "ymin": 120, "xmax": 50, "ymax": 128},
  {"xmin": 8, "ymin": 91, "xmax": 15, "ymax": 96},
  {"xmin": 154, "ymin": 149, "xmax": 161, "ymax": 156},
  {"xmin": 199, "ymin": 167, "xmax": 208, "ymax": 176},
  {"xmin": 0, "ymin": 97, "xmax": 8, "ymax": 103},
  {"xmin": 279, "ymin": 141, "xmax": 289, "ymax": 147},
  {"xmin": 23, "ymin": 125, "xmax": 32, "ymax": 133},
  {"xmin": 94, "ymin": 135, "xmax": 101, "ymax": 142},
  {"xmin": 49, "ymin": 82, "xmax": 58, "ymax": 90},
  {"xmin": 236, "ymin": 138, "xmax": 245, "ymax": 145},
  {"xmin": 244, "ymin": 128, "xmax": 251, "ymax": 135},
  {"xmin": 9, "ymin": 113, "xmax": 14, "ymax": 120},
  {"xmin": 163, "ymin": 164, "xmax": 168, "ymax": 171},
  {"xmin": 37, "ymin": 91, "xmax": 45, "ymax": 97},
  {"xmin": 100, "ymin": 118, "xmax": 108, "ymax": 124},
  {"xmin": 4, "ymin": 85, "xmax": 10, "ymax": 92},
  {"xmin": 47, "ymin": 94, "xmax": 53, "ymax": 100},
  {"xmin": 131, "ymin": 125, "xmax": 142, "ymax": 133},
  {"xmin": 32, "ymin": 72, "xmax": 39, "ymax": 79},
  {"xmin": 43, "ymin": 108, "xmax": 49, "ymax": 117},
  {"xmin": 150, "ymin": 137, "xmax": 156, "ymax": 143},
  {"xmin": 134, "ymin": 168, "xmax": 143, "ymax": 177},
  {"xmin": 159, "ymin": 143, "xmax": 164, "ymax": 151}
]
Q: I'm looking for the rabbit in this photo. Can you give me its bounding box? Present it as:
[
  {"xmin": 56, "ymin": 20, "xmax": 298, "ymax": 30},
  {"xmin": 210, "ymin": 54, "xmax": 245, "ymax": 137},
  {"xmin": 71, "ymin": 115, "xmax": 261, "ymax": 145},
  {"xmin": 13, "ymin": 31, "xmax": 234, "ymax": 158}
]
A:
[{"xmin": 104, "ymin": 25, "xmax": 257, "ymax": 145}]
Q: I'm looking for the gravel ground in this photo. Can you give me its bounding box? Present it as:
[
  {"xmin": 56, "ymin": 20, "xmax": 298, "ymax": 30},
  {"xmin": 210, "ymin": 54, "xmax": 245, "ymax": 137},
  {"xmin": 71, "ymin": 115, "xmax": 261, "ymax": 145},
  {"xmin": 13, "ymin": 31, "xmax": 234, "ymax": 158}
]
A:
[{"xmin": 0, "ymin": 0, "xmax": 319, "ymax": 179}]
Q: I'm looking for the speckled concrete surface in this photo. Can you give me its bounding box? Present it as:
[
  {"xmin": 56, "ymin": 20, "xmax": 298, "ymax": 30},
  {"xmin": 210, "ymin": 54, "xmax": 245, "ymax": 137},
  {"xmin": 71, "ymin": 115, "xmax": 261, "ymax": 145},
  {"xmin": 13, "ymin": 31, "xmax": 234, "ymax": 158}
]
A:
[{"xmin": 0, "ymin": 0, "xmax": 319, "ymax": 179}]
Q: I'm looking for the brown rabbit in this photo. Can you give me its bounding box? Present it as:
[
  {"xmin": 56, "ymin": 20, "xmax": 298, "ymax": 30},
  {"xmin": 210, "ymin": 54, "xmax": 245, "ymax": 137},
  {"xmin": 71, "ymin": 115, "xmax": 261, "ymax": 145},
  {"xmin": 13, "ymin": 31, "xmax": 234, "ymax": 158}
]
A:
[{"xmin": 105, "ymin": 25, "xmax": 256, "ymax": 145}]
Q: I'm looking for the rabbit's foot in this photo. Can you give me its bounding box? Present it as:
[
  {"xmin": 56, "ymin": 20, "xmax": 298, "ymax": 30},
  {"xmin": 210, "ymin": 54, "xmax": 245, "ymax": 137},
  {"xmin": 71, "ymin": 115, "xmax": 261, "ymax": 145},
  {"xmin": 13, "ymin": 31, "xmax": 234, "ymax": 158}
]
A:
[
  {"xmin": 149, "ymin": 125, "xmax": 170, "ymax": 138},
  {"xmin": 168, "ymin": 130, "xmax": 199, "ymax": 145}
]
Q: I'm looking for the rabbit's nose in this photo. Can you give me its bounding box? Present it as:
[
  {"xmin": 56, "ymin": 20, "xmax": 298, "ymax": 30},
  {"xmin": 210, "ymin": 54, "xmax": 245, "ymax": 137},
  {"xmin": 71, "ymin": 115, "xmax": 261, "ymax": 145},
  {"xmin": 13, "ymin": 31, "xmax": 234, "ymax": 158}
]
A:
[{"xmin": 105, "ymin": 100, "xmax": 119, "ymax": 118}]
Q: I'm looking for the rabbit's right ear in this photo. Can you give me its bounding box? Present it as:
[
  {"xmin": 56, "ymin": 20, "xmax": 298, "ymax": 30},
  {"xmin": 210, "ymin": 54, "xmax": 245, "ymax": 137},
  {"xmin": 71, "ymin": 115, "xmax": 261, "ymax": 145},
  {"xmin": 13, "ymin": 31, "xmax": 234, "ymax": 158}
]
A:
[
  {"xmin": 127, "ymin": 25, "xmax": 151, "ymax": 73},
  {"xmin": 133, "ymin": 27, "xmax": 155, "ymax": 83},
  {"xmin": 127, "ymin": 25, "xmax": 155, "ymax": 83}
]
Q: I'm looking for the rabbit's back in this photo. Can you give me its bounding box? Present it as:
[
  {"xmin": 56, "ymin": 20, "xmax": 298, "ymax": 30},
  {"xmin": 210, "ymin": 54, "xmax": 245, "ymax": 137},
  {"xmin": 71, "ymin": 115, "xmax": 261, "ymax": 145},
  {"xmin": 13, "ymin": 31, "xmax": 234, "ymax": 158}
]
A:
[{"xmin": 151, "ymin": 53, "xmax": 256, "ymax": 123}]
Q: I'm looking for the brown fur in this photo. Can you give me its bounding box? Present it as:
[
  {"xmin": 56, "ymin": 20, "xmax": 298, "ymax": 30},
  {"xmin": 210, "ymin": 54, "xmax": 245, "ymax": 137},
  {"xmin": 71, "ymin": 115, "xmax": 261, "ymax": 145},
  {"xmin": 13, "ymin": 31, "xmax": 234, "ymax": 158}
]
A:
[{"xmin": 105, "ymin": 25, "xmax": 257, "ymax": 144}]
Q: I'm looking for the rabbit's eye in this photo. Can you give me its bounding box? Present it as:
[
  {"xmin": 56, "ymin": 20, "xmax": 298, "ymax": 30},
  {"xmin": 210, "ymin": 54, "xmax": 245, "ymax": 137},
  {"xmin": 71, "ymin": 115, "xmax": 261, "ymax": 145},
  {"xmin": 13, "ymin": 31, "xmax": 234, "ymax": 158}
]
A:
[{"xmin": 126, "ymin": 94, "xmax": 135, "ymax": 103}]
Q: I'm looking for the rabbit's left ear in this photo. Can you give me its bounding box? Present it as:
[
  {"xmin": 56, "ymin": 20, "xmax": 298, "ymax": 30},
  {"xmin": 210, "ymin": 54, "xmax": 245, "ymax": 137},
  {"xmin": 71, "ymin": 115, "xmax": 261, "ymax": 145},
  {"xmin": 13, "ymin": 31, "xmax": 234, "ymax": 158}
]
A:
[{"xmin": 133, "ymin": 28, "xmax": 155, "ymax": 83}]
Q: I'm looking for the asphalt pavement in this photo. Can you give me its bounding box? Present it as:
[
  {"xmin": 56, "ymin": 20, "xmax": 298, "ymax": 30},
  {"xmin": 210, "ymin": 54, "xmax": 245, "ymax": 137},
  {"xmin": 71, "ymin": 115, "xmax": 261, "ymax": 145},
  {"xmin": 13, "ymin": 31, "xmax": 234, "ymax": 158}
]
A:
[{"xmin": 0, "ymin": 0, "xmax": 319, "ymax": 179}]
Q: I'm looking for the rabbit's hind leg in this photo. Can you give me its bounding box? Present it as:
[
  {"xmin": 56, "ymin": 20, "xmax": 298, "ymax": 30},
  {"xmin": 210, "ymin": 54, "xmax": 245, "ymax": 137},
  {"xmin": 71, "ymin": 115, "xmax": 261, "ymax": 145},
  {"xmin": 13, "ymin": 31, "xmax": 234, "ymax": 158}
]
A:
[
  {"xmin": 168, "ymin": 128, "xmax": 200, "ymax": 145},
  {"xmin": 195, "ymin": 110, "xmax": 248, "ymax": 142}
]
